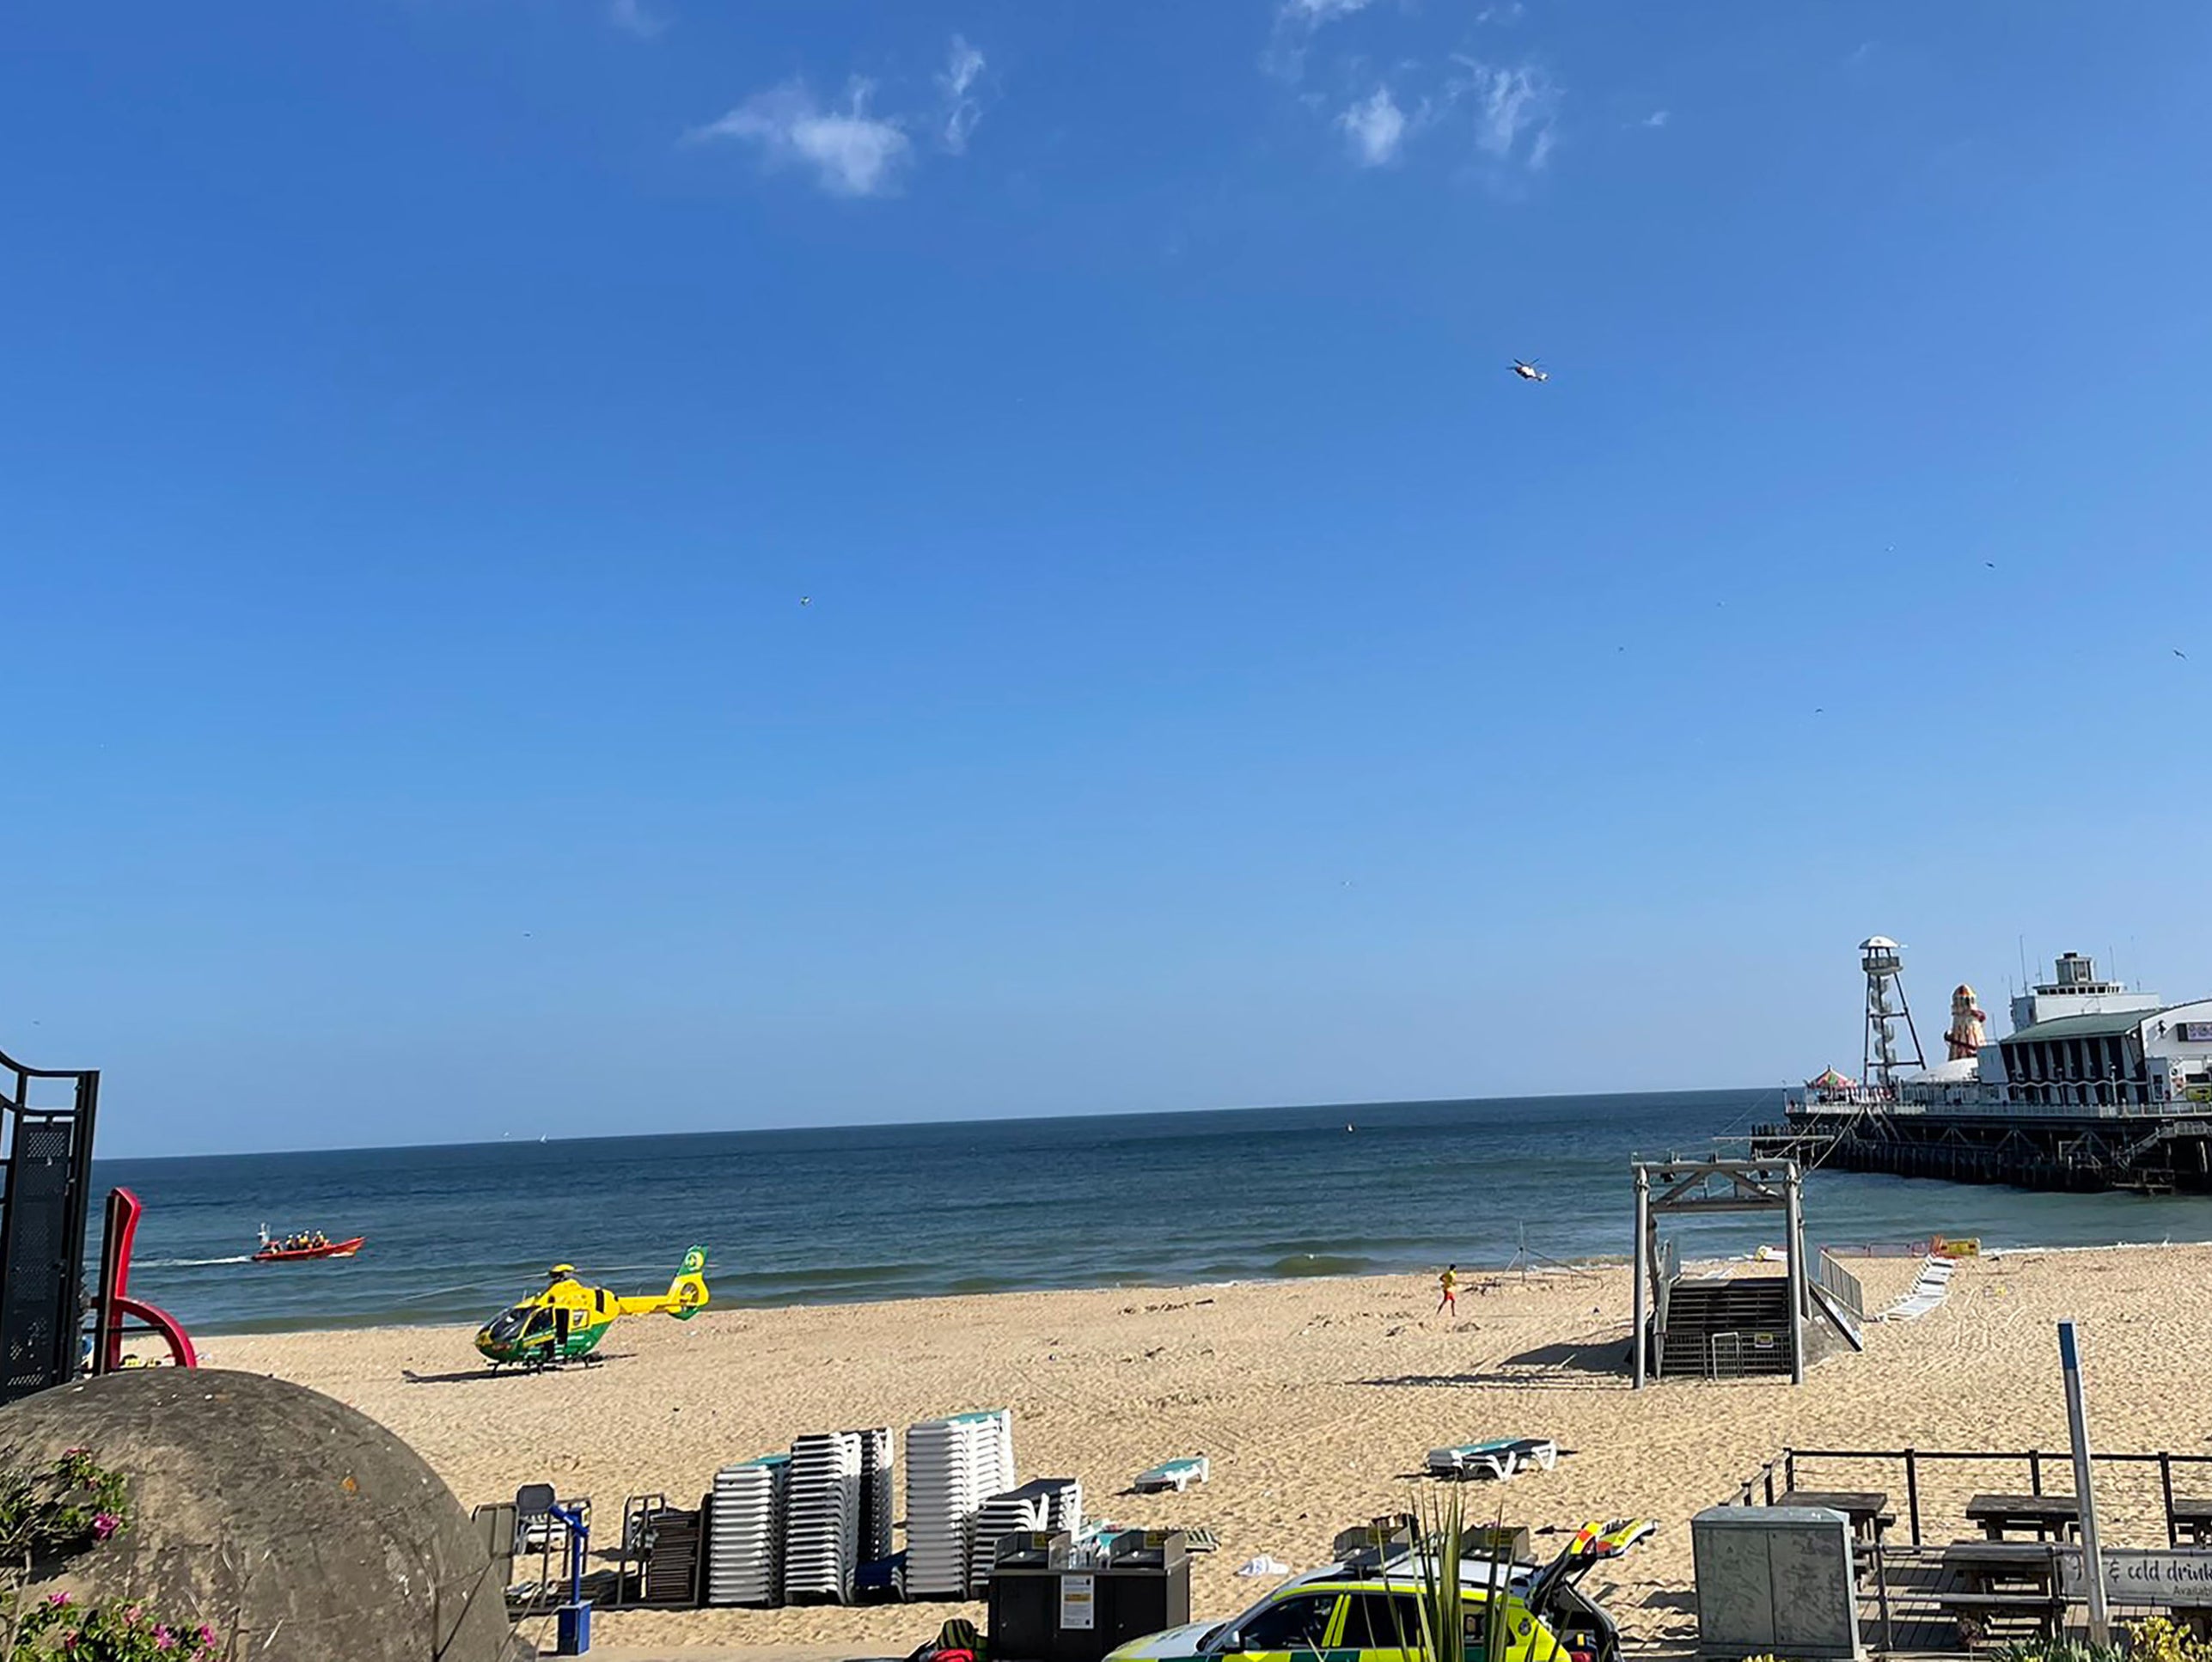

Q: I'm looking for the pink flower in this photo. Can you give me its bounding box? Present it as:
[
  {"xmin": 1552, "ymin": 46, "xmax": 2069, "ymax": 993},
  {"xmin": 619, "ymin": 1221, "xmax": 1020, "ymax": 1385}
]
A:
[
  {"xmin": 46, "ymin": 1592, "xmax": 71, "ymax": 1608},
  {"xmin": 195, "ymin": 1626, "xmax": 217, "ymax": 1645},
  {"xmin": 155, "ymin": 1623, "xmax": 177, "ymax": 1649},
  {"xmin": 91, "ymin": 1511, "xmax": 119, "ymax": 1539}
]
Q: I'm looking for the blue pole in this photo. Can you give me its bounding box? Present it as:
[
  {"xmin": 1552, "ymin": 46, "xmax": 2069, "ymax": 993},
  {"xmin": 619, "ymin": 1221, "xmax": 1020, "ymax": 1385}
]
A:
[
  {"xmin": 2059, "ymin": 1321, "xmax": 2110, "ymax": 1645},
  {"xmin": 549, "ymin": 1503, "xmax": 591, "ymax": 1654}
]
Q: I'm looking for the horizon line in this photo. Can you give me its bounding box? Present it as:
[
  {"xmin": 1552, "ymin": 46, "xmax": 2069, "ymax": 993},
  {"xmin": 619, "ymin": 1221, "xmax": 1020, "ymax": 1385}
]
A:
[{"xmin": 94, "ymin": 1082, "xmax": 1780, "ymax": 1164}]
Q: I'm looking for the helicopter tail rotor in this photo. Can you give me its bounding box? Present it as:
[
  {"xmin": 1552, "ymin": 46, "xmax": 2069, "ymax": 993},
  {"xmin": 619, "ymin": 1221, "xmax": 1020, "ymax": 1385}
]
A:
[{"xmin": 665, "ymin": 1245, "xmax": 710, "ymax": 1320}]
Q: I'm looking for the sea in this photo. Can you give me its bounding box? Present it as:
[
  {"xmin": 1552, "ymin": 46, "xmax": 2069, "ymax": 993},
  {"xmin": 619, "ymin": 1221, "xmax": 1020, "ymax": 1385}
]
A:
[{"xmin": 95, "ymin": 1090, "xmax": 2212, "ymax": 1338}]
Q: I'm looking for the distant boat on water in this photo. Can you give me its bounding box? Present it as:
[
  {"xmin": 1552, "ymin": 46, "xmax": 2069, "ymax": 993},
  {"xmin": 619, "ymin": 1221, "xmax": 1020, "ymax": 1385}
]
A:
[{"xmin": 254, "ymin": 1226, "xmax": 364, "ymax": 1263}]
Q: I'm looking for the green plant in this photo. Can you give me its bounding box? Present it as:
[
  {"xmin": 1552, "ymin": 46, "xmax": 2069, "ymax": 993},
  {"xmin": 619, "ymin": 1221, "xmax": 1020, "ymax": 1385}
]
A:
[
  {"xmin": 0, "ymin": 1450, "xmax": 217, "ymax": 1661},
  {"xmin": 1384, "ymin": 1487, "xmax": 1525, "ymax": 1662},
  {"xmin": 7, "ymin": 1592, "xmax": 220, "ymax": 1660},
  {"xmin": 1989, "ymin": 1641, "xmax": 2130, "ymax": 1662},
  {"xmin": 0, "ymin": 1449, "xmax": 130, "ymax": 1563},
  {"xmin": 2130, "ymin": 1616, "xmax": 2212, "ymax": 1662},
  {"xmin": 1406, "ymin": 1487, "xmax": 1466, "ymax": 1662}
]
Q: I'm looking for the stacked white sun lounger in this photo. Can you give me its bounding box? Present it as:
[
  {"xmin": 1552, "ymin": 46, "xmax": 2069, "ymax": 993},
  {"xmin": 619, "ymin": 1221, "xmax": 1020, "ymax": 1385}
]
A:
[
  {"xmin": 1044, "ymin": 1476, "xmax": 1081, "ymax": 1534},
  {"xmin": 906, "ymin": 1409, "xmax": 1016, "ymax": 1598},
  {"xmin": 783, "ymin": 1431, "xmax": 863, "ymax": 1601},
  {"xmin": 1424, "ymin": 1437, "xmax": 1559, "ymax": 1481},
  {"xmin": 706, "ymin": 1454, "xmax": 788, "ymax": 1607},
  {"xmin": 852, "ymin": 1425, "xmax": 895, "ymax": 1567},
  {"xmin": 969, "ymin": 1477, "xmax": 1084, "ymax": 1593}
]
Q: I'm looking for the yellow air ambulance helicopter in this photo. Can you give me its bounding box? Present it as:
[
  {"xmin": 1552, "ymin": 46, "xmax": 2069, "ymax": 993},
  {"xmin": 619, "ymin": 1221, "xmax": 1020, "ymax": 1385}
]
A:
[{"xmin": 474, "ymin": 1247, "xmax": 709, "ymax": 1370}]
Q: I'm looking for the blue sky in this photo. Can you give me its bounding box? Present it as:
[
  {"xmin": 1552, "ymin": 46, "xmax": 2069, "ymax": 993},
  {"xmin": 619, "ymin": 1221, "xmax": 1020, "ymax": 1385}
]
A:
[{"xmin": 6, "ymin": 2, "xmax": 2211, "ymax": 1155}]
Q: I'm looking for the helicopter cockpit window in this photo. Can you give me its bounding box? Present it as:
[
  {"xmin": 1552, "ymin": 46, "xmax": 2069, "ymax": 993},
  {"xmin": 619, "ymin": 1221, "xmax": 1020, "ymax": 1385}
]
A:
[
  {"xmin": 523, "ymin": 1308, "xmax": 554, "ymax": 1338},
  {"xmin": 485, "ymin": 1306, "xmax": 533, "ymax": 1347}
]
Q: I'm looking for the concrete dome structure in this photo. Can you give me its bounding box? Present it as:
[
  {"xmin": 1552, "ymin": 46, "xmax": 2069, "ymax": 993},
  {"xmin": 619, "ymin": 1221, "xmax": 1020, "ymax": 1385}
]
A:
[{"xmin": 0, "ymin": 1368, "xmax": 528, "ymax": 1661}]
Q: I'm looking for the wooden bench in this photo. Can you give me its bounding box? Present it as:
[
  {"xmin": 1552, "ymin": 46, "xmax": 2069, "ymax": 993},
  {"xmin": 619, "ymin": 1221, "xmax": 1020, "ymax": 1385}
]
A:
[
  {"xmin": 1966, "ymin": 1492, "xmax": 2081, "ymax": 1542},
  {"xmin": 1777, "ymin": 1488, "xmax": 1895, "ymax": 1545},
  {"xmin": 1937, "ymin": 1589, "xmax": 2065, "ymax": 1640},
  {"xmin": 2172, "ymin": 1499, "xmax": 2212, "ymax": 1544},
  {"xmin": 1941, "ymin": 1540, "xmax": 2059, "ymax": 1593}
]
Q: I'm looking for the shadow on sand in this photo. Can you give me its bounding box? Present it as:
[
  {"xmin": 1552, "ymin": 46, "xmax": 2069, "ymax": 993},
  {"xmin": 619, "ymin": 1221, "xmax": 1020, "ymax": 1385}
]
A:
[
  {"xmin": 400, "ymin": 1353, "xmax": 635, "ymax": 1385},
  {"xmin": 1356, "ymin": 1334, "xmax": 1630, "ymax": 1391}
]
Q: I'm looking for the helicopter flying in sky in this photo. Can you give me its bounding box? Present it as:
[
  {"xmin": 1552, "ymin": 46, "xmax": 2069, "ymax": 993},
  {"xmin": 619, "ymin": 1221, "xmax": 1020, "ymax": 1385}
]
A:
[{"xmin": 1512, "ymin": 359, "xmax": 1549, "ymax": 382}]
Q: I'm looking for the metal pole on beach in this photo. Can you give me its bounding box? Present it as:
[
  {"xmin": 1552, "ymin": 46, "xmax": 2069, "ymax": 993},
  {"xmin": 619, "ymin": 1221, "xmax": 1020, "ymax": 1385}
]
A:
[
  {"xmin": 1631, "ymin": 1164, "xmax": 1649, "ymax": 1390},
  {"xmin": 1783, "ymin": 1163, "xmax": 1806, "ymax": 1386},
  {"xmin": 2060, "ymin": 1319, "xmax": 2111, "ymax": 1646}
]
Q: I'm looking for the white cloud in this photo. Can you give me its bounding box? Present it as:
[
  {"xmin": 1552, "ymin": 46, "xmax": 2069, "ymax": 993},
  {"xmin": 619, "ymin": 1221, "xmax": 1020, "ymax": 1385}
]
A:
[
  {"xmin": 1337, "ymin": 87, "xmax": 1409, "ymax": 167},
  {"xmin": 1447, "ymin": 58, "xmax": 1559, "ymax": 168},
  {"xmin": 1643, "ymin": 109, "xmax": 1670, "ymax": 128},
  {"xmin": 689, "ymin": 80, "xmax": 913, "ymax": 198},
  {"xmin": 608, "ymin": 0, "xmax": 666, "ymax": 39},
  {"xmin": 938, "ymin": 34, "xmax": 987, "ymax": 154},
  {"xmin": 1266, "ymin": 0, "xmax": 1376, "ymax": 80}
]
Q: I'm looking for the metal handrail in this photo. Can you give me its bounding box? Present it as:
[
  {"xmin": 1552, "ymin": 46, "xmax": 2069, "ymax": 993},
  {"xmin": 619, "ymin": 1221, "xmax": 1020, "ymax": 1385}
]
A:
[
  {"xmin": 1726, "ymin": 1445, "xmax": 2212, "ymax": 1547},
  {"xmin": 1815, "ymin": 1250, "xmax": 1866, "ymax": 1321}
]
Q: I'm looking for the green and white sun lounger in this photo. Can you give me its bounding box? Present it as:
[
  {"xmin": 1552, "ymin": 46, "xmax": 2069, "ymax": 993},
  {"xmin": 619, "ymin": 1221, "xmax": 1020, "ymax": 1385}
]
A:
[
  {"xmin": 1133, "ymin": 1456, "xmax": 1210, "ymax": 1494},
  {"xmin": 1507, "ymin": 1436, "xmax": 1559, "ymax": 1473},
  {"xmin": 1426, "ymin": 1437, "xmax": 1559, "ymax": 1481},
  {"xmin": 1427, "ymin": 1439, "xmax": 1520, "ymax": 1480}
]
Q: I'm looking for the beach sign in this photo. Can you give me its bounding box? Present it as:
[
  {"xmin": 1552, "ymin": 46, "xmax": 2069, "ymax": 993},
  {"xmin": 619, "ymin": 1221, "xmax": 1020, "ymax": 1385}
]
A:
[
  {"xmin": 2059, "ymin": 1550, "xmax": 2212, "ymax": 1605},
  {"xmin": 1060, "ymin": 1573, "xmax": 1096, "ymax": 1631}
]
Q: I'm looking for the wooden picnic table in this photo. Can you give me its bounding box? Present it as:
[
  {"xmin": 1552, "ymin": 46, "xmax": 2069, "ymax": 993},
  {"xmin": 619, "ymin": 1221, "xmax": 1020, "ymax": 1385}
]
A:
[
  {"xmin": 1938, "ymin": 1540, "xmax": 2068, "ymax": 1641},
  {"xmin": 2172, "ymin": 1499, "xmax": 2212, "ymax": 1544},
  {"xmin": 1777, "ymin": 1489, "xmax": 1896, "ymax": 1543},
  {"xmin": 1966, "ymin": 1493, "xmax": 2081, "ymax": 1541},
  {"xmin": 1940, "ymin": 1539, "xmax": 2062, "ymax": 1592}
]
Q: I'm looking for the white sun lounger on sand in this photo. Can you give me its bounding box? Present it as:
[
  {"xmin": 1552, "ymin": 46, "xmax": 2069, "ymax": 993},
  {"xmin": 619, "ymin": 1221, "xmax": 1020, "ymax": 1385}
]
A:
[
  {"xmin": 1878, "ymin": 1257, "xmax": 1956, "ymax": 1322},
  {"xmin": 1426, "ymin": 1438, "xmax": 1558, "ymax": 1481},
  {"xmin": 1133, "ymin": 1457, "xmax": 1210, "ymax": 1494},
  {"xmin": 1427, "ymin": 1439, "xmax": 1518, "ymax": 1481},
  {"xmin": 1506, "ymin": 1437, "xmax": 1559, "ymax": 1473}
]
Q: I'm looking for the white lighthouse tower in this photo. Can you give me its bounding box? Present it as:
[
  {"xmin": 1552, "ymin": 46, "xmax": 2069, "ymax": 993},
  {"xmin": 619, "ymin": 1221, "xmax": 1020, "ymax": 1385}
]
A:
[{"xmin": 1861, "ymin": 936, "xmax": 1927, "ymax": 1091}]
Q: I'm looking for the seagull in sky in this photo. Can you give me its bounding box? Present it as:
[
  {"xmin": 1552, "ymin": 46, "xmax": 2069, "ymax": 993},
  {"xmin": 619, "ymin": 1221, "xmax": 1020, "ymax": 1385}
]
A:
[{"xmin": 2175, "ymin": 649, "xmax": 2189, "ymax": 659}]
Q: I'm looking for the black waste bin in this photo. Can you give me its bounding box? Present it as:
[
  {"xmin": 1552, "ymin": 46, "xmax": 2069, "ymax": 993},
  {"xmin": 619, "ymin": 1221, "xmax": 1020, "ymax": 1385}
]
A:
[
  {"xmin": 987, "ymin": 1531, "xmax": 1072, "ymax": 1662},
  {"xmin": 1095, "ymin": 1531, "xmax": 1191, "ymax": 1653},
  {"xmin": 988, "ymin": 1531, "xmax": 1193, "ymax": 1662}
]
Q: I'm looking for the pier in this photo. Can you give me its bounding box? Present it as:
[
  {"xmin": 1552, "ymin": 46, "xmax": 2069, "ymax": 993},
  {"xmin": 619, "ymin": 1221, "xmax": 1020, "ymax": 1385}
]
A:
[
  {"xmin": 1773, "ymin": 941, "xmax": 2212, "ymax": 1194},
  {"xmin": 1750, "ymin": 1103, "xmax": 2212, "ymax": 1194}
]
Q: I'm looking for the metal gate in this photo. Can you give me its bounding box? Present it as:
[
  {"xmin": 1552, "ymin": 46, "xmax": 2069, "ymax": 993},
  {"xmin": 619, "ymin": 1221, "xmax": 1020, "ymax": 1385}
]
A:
[{"xmin": 0, "ymin": 1048, "xmax": 100, "ymax": 1405}]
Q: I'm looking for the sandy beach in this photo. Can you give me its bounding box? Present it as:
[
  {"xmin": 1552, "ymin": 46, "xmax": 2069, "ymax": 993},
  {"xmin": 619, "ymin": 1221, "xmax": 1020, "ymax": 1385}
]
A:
[{"xmin": 209, "ymin": 1245, "xmax": 2211, "ymax": 1655}]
